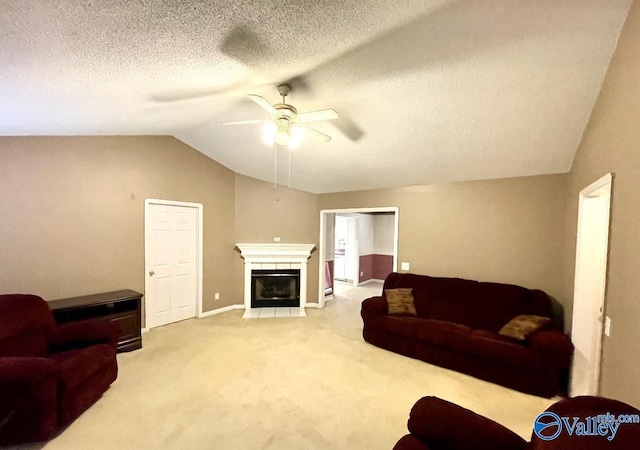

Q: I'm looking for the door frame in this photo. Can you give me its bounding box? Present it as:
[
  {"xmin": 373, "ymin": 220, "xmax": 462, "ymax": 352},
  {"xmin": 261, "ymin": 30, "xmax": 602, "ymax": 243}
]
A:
[
  {"xmin": 317, "ymin": 207, "xmax": 399, "ymax": 308},
  {"xmin": 569, "ymin": 173, "xmax": 612, "ymax": 396},
  {"xmin": 144, "ymin": 198, "xmax": 204, "ymax": 330}
]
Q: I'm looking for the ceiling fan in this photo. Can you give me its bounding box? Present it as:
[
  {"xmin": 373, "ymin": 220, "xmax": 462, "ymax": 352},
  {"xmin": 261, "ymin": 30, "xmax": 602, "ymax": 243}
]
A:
[{"xmin": 222, "ymin": 84, "xmax": 338, "ymax": 148}]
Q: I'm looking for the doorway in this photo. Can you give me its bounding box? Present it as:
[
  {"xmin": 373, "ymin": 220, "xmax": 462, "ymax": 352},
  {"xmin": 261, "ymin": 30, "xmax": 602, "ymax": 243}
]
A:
[
  {"xmin": 144, "ymin": 199, "xmax": 203, "ymax": 330},
  {"xmin": 318, "ymin": 207, "xmax": 399, "ymax": 308},
  {"xmin": 569, "ymin": 173, "xmax": 612, "ymax": 397},
  {"xmin": 333, "ymin": 215, "xmax": 359, "ymax": 284}
]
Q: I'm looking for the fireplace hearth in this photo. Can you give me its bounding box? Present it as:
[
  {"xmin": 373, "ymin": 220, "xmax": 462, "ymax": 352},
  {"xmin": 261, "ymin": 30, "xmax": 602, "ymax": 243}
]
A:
[{"xmin": 251, "ymin": 269, "xmax": 300, "ymax": 308}]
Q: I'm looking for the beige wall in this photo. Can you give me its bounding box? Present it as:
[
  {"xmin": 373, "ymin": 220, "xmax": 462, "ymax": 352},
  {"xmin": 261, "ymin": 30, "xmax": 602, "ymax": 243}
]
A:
[
  {"xmin": 234, "ymin": 174, "xmax": 320, "ymax": 303},
  {"xmin": 319, "ymin": 174, "xmax": 569, "ymax": 305},
  {"xmin": 0, "ymin": 136, "xmax": 238, "ymax": 313},
  {"xmin": 564, "ymin": 0, "xmax": 640, "ymax": 407}
]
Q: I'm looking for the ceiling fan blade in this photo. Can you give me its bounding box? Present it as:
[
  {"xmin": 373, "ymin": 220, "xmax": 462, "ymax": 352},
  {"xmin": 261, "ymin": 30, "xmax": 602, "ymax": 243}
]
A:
[
  {"xmin": 302, "ymin": 125, "xmax": 332, "ymax": 143},
  {"xmin": 296, "ymin": 109, "xmax": 339, "ymax": 123},
  {"xmin": 221, "ymin": 119, "xmax": 265, "ymax": 126},
  {"xmin": 248, "ymin": 95, "xmax": 277, "ymax": 115}
]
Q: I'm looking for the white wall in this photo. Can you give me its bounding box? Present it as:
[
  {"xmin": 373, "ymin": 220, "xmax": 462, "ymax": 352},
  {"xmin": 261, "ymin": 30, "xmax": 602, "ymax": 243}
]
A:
[
  {"xmin": 373, "ymin": 213, "xmax": 395, "ymax": 255},
  {"xmin": 356, "ymin": 213, "xmax": 374, "ymax": 256}
]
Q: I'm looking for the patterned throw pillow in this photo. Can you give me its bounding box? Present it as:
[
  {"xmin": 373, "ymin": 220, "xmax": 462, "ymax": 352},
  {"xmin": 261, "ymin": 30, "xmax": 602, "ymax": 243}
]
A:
[
  {"xmin": 385, "ymin": 288, "xmax": 417, "ymax": 316},
  {"xmin": 499, "ymin": 315, "xmax": 551, "ymax": 341}
]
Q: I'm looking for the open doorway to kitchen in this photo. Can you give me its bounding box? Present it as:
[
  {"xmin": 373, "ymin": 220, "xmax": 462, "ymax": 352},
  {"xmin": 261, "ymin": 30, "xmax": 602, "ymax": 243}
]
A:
[{"xmin": 318, "ymin": 207, "xmax": 399, "ymax": 308}]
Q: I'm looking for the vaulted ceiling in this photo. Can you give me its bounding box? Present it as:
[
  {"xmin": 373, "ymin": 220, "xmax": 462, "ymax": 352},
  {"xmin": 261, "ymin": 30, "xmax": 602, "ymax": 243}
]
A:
[{"xmin": 0, "ymin": 0, "xmax": 632, "ymax": 193}]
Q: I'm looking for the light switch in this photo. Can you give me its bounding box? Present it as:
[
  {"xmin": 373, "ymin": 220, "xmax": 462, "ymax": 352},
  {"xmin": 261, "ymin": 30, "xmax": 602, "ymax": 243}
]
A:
[
  {"xmin": 604, "ymin": 316, "xmax": 611, "ymax": 336},
  {"xmin": 401, "ymin": 262, "xmax": 410, "ymax": 271}
]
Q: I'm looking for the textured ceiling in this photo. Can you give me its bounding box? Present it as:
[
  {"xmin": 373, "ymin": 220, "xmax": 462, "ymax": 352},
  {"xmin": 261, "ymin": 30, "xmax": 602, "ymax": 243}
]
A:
[{"xmin": 0, "ymin": 0, "xmax": 632, "ymax": 193}]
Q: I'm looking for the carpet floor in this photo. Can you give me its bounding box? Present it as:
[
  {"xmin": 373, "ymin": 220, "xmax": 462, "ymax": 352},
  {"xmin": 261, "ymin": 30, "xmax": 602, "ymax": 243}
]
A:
[{"xmin": 15, "ymin": 281, "xmax": 556, "ymax": 449}]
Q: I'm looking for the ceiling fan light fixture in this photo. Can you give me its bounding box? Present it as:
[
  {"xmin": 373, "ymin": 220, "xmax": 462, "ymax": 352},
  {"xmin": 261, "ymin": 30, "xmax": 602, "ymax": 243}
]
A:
[
  {"xmin": 288, "ymin": 125, "xmax": 305, "ymax": 149},
  {"xmin": 275, "ymin": 131, "xmax": 290, "ymax": 146},
  {"xmin": 277, "ymin": 118, "xmax": 291, "ymax": 144},
  {"xmin": 261, "ymin": 121, "xmax": 278, "ymax": 145}
]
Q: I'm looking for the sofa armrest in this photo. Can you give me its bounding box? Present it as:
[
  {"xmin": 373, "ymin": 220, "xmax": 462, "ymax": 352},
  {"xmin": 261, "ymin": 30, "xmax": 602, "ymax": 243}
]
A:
[
  {"xmin": 361, "ymin": 296, "xmax": 388, "ymax": 320},
  {"xmin": 528, "ymin": 330, "xmax": 574, "ymax": 367},
  {"xmin": 0, "ymin": 357, "xmax": 56, "ymax": 383},
  {"xmin": 47, "ymin": 319, "xmax": 121, "ymax": 352},
  {"xmin": 407, "ymin": 396, "xmax": 527, "ymax": 450}
]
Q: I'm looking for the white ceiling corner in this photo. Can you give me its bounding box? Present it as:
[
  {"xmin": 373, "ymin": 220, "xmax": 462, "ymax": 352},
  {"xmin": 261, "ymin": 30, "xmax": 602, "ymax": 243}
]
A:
[{"xmin": 0, "ymin": 0, "xmax": 633, "ymax": 193}]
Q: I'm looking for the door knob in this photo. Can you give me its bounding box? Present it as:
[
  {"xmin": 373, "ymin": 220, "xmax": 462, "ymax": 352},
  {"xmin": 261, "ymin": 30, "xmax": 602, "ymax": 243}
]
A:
[{"xmin": 149, "ymin": 271, "xmax": 155, "ymax": 276}]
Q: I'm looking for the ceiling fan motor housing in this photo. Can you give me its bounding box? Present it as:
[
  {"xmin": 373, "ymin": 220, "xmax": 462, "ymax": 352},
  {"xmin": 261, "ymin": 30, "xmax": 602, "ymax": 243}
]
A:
[
  {"xmin": 277, "ymin": 84, "xmax": 291, "ymax": 97},
  {"xmin": 273, "ymin": 104, "xmax": 297, "ymax": 117}
]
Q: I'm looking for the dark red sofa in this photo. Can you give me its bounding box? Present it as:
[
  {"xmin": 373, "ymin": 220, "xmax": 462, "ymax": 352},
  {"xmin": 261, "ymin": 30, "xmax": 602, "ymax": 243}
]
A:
[
  {"xmin": 361, "ymin": 273, "xmax": 573, "ymax": 397},
  {"xmin": 394, "ymin": 395, "xmax": 640, "ymax": 449},
  {"xmin": 0, "ymin": 294, "xmax": 120, "ymax": 445}
]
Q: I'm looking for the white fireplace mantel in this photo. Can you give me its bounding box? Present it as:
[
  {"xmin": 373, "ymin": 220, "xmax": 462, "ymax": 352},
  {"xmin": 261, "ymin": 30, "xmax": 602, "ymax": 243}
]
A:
[
  {"xmin": 236, "ymin": 243, "xmax": 315, "ymax": 262},
  {"xmin": 236, "ymin": 243, "xmax": 315, "ymax": 316}
]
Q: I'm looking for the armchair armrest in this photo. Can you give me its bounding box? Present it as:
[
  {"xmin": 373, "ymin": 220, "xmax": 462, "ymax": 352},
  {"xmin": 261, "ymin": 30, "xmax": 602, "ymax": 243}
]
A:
[
  {"xmin": 0, "ymin": 357, "xmax": 56, "ymax": 383},
  {"xmin": 47, "ymin": 319, "xmax": 121, "ymax": 352},
  {"xmin": 0, "ymin": 358, "xmax": 58, "ymax": 445},
  {"xmin": 361, "ymin": 296, "xmax": 388, "ymax": 320},
  {"xmin": 407, "ymin": 396, "xmax": 527, "ymax": 450},
  {"xmin": 528, "ymin": 330, "xmax": 574, "ymax": 367}
]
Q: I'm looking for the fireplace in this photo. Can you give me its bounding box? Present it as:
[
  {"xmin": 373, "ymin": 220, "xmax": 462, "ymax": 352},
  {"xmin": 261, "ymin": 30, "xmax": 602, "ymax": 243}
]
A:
[
  {"xmin": 251, "ymin": 269, "xmax": 300, "ymax": 307},
  {"xmin": 236, "ymin": 243, "xmax": 315, "ymax": 318}
]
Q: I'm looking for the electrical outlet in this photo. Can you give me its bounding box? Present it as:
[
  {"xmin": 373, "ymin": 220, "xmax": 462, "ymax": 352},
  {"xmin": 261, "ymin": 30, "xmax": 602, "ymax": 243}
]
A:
[
  {"xmin": 360, "ymin": 271, "xmax": 364, "ymax": 277},
  {"xmin": 274, "ymin": 237, "xmax": 281, "ymax": 242},
  {"xmin": 401, "ymin": 262, "xmax": 410, "ymax": 271},
  {"xmin": 604, "ymin": 316, "xmax": 611, "ymax": 336},
  {"xmin": 214, "ymin": 293, "xmax": 220, "ymax": 300}
]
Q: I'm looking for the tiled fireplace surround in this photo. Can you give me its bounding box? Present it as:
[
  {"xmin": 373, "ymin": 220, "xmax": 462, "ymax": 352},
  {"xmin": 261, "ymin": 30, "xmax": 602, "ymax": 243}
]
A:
[{"xmin": 236, "ymin": 243, "xmax": 315, "ymax": 318}]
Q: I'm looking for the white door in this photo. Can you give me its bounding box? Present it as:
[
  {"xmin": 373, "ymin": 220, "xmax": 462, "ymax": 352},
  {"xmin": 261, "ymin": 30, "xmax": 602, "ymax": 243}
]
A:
[
  {"xmin": 569, "ymin": 174, "xmax": 612, "ymax": 397},
  {"xmin": 334, "ymin": 216, "xmax": 348, "ymax": 280},
  {"xmin": 145, "ymin": 201, "xmax": 199, "ymax": 329},
  {"xmin": 334, "ymin": 215, "xmax": 358, "ymax": 283},
  {"xmin": 345, "ymin": 216, "xmax": 359, "ymax": 286}
]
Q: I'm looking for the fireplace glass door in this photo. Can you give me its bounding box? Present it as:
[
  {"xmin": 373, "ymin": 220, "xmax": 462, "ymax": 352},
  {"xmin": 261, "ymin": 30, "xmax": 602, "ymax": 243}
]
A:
[{"xmin": 251, "ymin": 269, "xmax": 301, "ymax": 307}]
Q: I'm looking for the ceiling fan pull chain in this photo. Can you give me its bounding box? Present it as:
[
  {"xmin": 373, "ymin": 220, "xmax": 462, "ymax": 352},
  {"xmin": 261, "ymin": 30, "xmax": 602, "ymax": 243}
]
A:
[{"xmin": 274, "ymin": 141, "xmax": 277, "ymax": 188}]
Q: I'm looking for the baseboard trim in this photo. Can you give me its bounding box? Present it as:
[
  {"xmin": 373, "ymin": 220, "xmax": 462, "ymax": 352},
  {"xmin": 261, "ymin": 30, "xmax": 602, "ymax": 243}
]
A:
[
  {"xmin": 200, "ymin": 304, "xmax": 244, "ymax": 317},
  {"xmin": 358, "ymin": 279, "xmax": 385, "ymax": 286},
  {"xmin": 305, "ymin": 302, "xmax": 321, "ymax": 308}
]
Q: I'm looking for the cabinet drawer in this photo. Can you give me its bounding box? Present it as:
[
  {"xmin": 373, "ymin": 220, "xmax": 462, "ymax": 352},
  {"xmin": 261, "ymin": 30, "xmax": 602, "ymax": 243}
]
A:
[{"xmin": 109, "ymin": 313, "xmax": 140, "ymax": 340}]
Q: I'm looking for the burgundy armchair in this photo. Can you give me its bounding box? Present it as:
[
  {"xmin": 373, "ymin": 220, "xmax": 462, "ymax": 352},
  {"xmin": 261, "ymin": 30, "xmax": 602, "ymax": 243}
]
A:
[
  {"xmin": 0, "ymin": 294, "xmax": 120, "ymax": 445},
  {"xmin": 394, "ymin": 395, "xmax": 640, "ymax": 450}
]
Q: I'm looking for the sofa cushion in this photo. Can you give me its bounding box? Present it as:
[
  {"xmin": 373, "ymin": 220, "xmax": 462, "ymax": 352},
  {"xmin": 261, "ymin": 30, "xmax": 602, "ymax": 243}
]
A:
[
  {"xmin": 0, "ymin": 295, "xmax": 56, "ymax": 341},
  {"xmin": 426, "ymin": 277, "xmax": 478, "ymax": 326},
  {"xmin": 366, "ymin": 316, "xmax": 426, "ymax": 341},
  {"xmin": 0, "ymin": 332, "xmax": 49, "ymax": 358},
  {"xmin": 52, "ymin": 344, "xmax": 116, "ymax": 393},
  {"xmin": 416, "ymin": 320, "xmax": 472, "ymax": 351},
  {"xmin": 386, "ymin": 289, "xmax": 417, "ymax": 316},
  {"xmin": 499, "ymin": 315, "xmax": 551, "ymax": 341},
  {"xmin": 474, "ymin": 282, "xmax": 536, "ymax": 332},
  {"xmin": 384, "ymin": 273, "xmax": 431, "ymax": 317},
  {"xmin": 468, "ymin": 330, "xmax": 540, "ymax": 369}
]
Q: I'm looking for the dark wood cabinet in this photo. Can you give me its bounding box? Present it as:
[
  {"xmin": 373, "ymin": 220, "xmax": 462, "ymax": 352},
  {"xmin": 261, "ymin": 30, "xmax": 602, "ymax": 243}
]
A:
[{"xmin": 48, "ymin": 289, "xmax": 143, "ymax": 352}]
